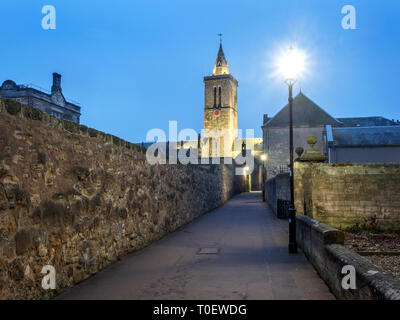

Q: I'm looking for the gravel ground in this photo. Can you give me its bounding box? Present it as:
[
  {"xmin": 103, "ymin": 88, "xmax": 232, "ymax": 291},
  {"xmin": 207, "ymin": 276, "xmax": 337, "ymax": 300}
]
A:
[
  {"xmin": 366, "ymin": 255, "xmax": 400, "ymax": 278},
  {"xmin": 344, "ymin": 232, "xmax": 400, "ymax": 279},
  {"xmin": 345, "ymin": 232, "xmax": 400, "ymax": 252}
]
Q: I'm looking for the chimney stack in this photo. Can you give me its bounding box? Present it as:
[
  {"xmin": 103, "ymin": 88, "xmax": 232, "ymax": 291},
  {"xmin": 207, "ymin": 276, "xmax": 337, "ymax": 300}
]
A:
[
  {"xmin": 263, "ymin": 114, "xmax": 269, "ymax": 124},
  {"xmin": 51, "ymin": 73, "xmax": 62, "ymax": 94}
]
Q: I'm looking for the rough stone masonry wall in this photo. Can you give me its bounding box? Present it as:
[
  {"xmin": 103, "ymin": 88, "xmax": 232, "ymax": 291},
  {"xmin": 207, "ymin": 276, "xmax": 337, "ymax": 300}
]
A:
[
  {"xmin": 0, "ymin": 98, "xmax": 246, "ymax": 299},
  {"xmin": 294, "ymin": 162, "xmax": 400, "ymax": 232},
  {"xmin": 296, "ymin": 215, "xmax": 400, "ymax": 300}
]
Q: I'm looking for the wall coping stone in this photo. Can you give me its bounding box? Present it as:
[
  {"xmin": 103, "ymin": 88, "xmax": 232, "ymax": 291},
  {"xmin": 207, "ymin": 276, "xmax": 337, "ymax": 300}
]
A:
[
  {"xmin": 326, "ymin": 244, "xmax": 400, "ymax": 300},
  {"xmin": 297, "ymin": 214, "xmax": 344, "ymax": 245}
]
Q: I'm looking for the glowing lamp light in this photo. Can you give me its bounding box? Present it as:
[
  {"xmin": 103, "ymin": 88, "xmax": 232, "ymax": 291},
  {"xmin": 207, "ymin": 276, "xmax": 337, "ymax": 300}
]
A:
[
  {"xmin": 278, "ymin": 46, "xmax": 305, "ymax": 85},
  {"xmin": 261, "ymin": 154, "xmax": 267, "ymax": 161}
]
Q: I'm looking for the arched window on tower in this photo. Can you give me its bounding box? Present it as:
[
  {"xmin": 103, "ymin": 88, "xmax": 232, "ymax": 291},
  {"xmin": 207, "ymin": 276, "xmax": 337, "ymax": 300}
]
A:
[
  {"xmin": 213, "ymin": 87, "xmax": 217, "ymax": 108},
  {"xmin": 218, "ymin": 87, "xmax": 222, "ymax": 107}
]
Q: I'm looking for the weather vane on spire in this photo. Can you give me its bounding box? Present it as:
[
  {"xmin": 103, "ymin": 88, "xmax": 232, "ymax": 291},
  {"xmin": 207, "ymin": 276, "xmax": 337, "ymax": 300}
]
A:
[{"xmin": 217, "ymin": 33, "xmax": 223, "ymax": 44}]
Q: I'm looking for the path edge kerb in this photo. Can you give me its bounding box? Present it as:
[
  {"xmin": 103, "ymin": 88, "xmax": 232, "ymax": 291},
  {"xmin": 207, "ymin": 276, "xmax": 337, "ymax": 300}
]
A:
[{"xmin": 296, "ymin": 215, "xmax": 400, "ymax": 300}]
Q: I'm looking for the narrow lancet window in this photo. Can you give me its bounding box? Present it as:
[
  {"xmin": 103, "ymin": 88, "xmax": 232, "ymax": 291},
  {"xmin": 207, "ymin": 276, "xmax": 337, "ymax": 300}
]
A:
[
  {"xmin": 213, "ymin": 87, "xmax": 217, "ymax": 108},
  {"xmin": 218, "ymin": 87, "xmax": 222, "ymax": 107}
]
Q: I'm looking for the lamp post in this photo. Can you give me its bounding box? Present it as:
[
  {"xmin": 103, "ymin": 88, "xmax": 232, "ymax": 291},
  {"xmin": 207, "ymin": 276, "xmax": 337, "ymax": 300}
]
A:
[
  {"xmin": 286, "ymin": 78, "xmax": 297, "ymax": 254},
  {"xmin": 280, "ymin": 46, "xmax": 304, "ymax": 254}
]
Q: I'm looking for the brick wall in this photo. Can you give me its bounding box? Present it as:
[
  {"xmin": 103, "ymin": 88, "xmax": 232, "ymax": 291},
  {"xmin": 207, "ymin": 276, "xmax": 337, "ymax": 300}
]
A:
[
  {"xmin": 294, "ymin": 162, "xmax": 400, "ymax": 231},
  {"xmin": 0, "ymin": 98, "xmax": 246, "ymax": 299}
]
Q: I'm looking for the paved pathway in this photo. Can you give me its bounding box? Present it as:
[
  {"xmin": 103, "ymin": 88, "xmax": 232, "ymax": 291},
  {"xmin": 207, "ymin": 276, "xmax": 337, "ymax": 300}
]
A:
[{"xmin": 58, "ymin": 192, "xmax": 334, "ymax": 300}]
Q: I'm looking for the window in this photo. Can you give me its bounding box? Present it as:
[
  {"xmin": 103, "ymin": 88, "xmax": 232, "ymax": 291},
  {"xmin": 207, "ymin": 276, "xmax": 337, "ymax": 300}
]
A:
[
  {"xmin": 279, "ymin": 163, "xmax": 290, "ymax": 174},
  {"xmin": 213, "ymin": 87, "xmax": 217, "ymax": 107},
  {"xmin": 218, "ymin": 87, "xmax": 222, "ymax": 107},
  {"xmin": 49, "ymin": 110, "xmax": 63, "ymax": 119}
]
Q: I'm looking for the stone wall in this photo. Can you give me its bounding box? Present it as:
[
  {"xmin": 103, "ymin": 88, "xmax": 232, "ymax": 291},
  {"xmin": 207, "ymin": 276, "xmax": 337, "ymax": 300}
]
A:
[
  {"xmin": 0, "ymin": 98, "xmax": 246, "ymax": 299},
  {"xmin": 294, "ymin": 162, "xmax": 400, "ymax": 231},
  {"xmin": 296, "ymin": 215, "xmax": 400, "ymax": 300},
  {"xmin": 266, "ymin": 173, "xmax": 290, "ymax": 215}
]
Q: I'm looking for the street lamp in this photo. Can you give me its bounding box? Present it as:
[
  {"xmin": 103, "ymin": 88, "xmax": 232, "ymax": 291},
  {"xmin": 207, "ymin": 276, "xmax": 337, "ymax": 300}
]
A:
[{"xmin": 279, "ymin": 46, "xmax": 305, "ymax": 254}]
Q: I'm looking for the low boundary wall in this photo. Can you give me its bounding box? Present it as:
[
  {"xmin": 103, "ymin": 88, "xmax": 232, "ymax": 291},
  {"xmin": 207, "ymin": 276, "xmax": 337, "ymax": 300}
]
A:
[{"xmin": 296, "ymin": 215, "xmax": 400, "ymax": 300}]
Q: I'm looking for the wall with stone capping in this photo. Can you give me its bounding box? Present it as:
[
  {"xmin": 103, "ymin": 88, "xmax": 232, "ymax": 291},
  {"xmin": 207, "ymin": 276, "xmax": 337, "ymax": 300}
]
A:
[
  {"xmin": 0, "ymin": 98, "xmax": 246, "ymax": 299},
  {"xmin": 296, "ymin": 215, "xmax": 400, "ymax": 300},
  {"xmin": 294, "ymin": 162, "xmax": 400, "ymax": 231}
]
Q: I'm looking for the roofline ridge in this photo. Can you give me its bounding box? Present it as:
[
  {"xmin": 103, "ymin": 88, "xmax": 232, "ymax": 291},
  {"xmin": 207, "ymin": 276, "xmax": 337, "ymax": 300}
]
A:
[
  {"xmin": 296, "ymin": 93, "xmax": 342, "ymax": 125},
  {"xmin": 337, "ymin": 116, "xmax": 386, "ymax": 119},
  {"xmin": 265, "ymin": 91, "xmax": 342, "ymax": 127},
  {"xmin": 335, "ymin": 125, "xmax": 400, "ymax": 130}
]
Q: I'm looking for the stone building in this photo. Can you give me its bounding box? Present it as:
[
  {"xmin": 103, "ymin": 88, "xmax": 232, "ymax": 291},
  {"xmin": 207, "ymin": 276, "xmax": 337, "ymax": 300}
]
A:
[
  {"xmin": 262, "ymin": 92, "xmax": 400, "ymax": 179},
  {"xmin": 262, "ymin": 92, "xmax": 342, "ymax": 179},
  {"xmin": 262, "ymin": 92, "xmax": 400, "ymax": 214},
  {"xmin": 202, "ymin": 42, "xmax": 239, "ymax": 158},
  {"xmin": 0, "ymin": 73, "xmax": 81, "ymax": 123},
  {"xmin": 140, "ymin": 41, "xmax": 263, "ymax": 188},
  {"xmin": 170, "ymin": 42, "xmax": 263, "ymax": 189}
]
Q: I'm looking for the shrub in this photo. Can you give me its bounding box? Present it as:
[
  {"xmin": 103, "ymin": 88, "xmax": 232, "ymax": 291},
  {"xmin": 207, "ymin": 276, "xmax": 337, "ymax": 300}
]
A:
[
  {"xmin": 23, "ymin": 106, "xmax": 42, "ymax": 121},
  {"xmin": 4, "ymin": 99, "xmax": 21, "ymax": 115}
]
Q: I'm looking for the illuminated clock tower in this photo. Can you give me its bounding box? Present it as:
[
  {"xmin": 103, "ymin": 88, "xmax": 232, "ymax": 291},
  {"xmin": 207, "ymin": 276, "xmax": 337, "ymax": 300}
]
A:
[{"xmin": 203, "ymin": 40, "xmax": 238, "ymax": 158}]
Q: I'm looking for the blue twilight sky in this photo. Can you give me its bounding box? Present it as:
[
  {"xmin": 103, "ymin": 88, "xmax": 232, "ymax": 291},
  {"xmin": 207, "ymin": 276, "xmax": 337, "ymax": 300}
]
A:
[{"xmin": 0, "ymin": 0, "xmax": 399, "ymax": 142}]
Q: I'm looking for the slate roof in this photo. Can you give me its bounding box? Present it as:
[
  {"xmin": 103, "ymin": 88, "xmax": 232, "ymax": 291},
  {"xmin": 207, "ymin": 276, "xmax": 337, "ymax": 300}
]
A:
[
  {"xmin": 336, "ymin": 117, "xmax": 399, "ymax": 127},
  {"xmin": 264, "ymin": 92, "xmax": 342, "ymax": 128},
  {"xmin": 332, "ymin": 126, "xmax": 400, "ymax": 147}
]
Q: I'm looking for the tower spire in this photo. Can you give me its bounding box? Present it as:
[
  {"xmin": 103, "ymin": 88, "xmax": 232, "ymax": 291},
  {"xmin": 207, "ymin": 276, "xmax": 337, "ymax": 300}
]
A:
[{"xmin": 213, "ymin": 34, "xmax": 229, "ymax": 76}]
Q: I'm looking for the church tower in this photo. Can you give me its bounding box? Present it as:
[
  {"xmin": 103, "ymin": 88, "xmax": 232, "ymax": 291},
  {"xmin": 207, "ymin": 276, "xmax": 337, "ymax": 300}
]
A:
[{"xmin": 203, "ymin": 40, "xmax": 238, "ymax": 157}]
